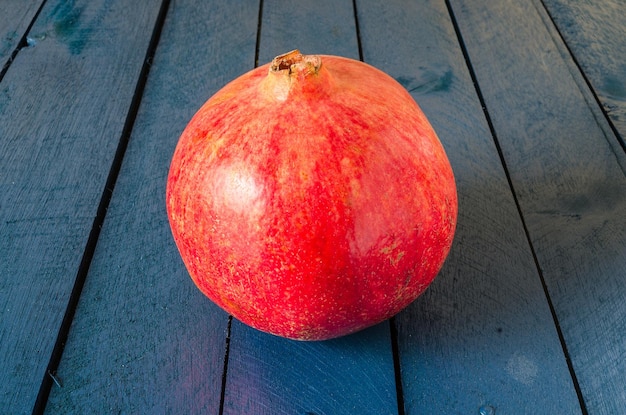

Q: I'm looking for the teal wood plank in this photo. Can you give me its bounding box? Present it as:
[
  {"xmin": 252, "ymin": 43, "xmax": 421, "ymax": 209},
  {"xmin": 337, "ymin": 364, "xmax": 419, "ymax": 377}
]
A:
[
  {"xmin": 44, "ymin": 0, "xmax": 260, "ymax": 413},
  {"xmin": 0, "ymin": 0, "xmax": 163, "ymax": 412},
  {"xmin": 222, "ymin": 1, "xmax": 398, "ymax": 413},
  {"xmin": 256, "ymin": 0, "xmax": 360, "ymax": 64},
  {"xmin": 449, "ymin": 0, "xmax": 626, "ymax": 413},
  {"xmin": 357, "ymin": 0, "xmax": 581, "ymax": 413},
  {"xmin": 0, "ymin": 1, "xmax": 43, "ymax": 69},
  {"xmin": 541, "ymin": 0, "xmax": 626, "ymax": 147},
  {"xmin": 224, "ymin": 322, "xmax": 397, "ymax": 415}
]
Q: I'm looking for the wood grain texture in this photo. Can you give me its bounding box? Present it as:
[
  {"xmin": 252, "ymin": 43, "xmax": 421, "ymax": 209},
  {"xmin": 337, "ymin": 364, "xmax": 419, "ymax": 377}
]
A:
[
  {"xmin": 541, "ymin": 0, "xmax": 626, "ymax": 148},
  {"xmin": 0, "ymin": 0, "xmax": 163, "ymax": 412},
  {"xmin": 255, "ymin": 0, "xmax": 360, "ymax": 64},
  {"xmin": 224, "ymin": 321, "xmax": 397, "ymax": 415},
  {"xmin": 44, "ymin": 0, "xmax": 260, "ymax": 413},
  {"xmin": 0, "ymin": 1, "xmax": 43, "ymax": 69},
  {"xmin": 357, "ymin": 0, "xmax": 581, "ymax": 413},
  {"xmin": 221, "ymin": 0, "xmax": 398, "ymax": 413},
  {"xmin": 449, "ymin": 0, "xmax": 626, "ymax": 413}
]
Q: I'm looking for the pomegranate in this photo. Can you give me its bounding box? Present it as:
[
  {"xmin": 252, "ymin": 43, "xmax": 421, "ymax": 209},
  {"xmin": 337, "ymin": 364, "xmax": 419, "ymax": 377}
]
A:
[{"xmin": 166, "ymin": 50, "xmax": 457, "ymax": 340}]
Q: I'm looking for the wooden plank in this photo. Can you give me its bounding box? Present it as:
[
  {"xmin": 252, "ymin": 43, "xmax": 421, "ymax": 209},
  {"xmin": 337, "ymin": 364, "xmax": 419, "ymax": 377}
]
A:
[
  {"xmin": 256, "ymin": 0, "xmax": 360, "ymax": 64},
  {"xmin": 0, "ymin": 1, "xmax": 43, "ymax": 70},
  {"xmin": 357, "ymin": 0, "xmax": 582, "ymax": 413},
  {"xmin": 0, "ymin": 0, "xmax": 163, "ymax": 412},
  {"xmin": 222, "ymin": 1, "xmax": 398, "ymax": 413},
  {"xmin": 224, "ymin": 322, "xmax": 397, "ymax": 415},
  {"xmin": 448, "ymin": 0, "xmax": 626, "ymax": 413},
  {"xmin": 43, "ymin": 0, "xmax": 260, "ymax": 413},
  {"xmin": 541, "ymin": 0, "xmax": 626, "ymax": 147}
]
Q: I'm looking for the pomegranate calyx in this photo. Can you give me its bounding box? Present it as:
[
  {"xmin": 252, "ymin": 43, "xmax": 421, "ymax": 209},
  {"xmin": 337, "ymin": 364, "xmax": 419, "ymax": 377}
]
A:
[
  {"xmin": 263, "ymin": 50, "xmax": 328, "ymax": 102},
  {"xmin": 270, "ymin": 49, "xmax": 321, "ymax": 76}
]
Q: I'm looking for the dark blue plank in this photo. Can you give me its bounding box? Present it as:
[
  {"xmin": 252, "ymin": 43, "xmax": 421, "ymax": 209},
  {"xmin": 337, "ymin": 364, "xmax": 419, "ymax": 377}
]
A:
[
  {"xmin": 449, "ymin": 0, "xmax": 626, "ymax": 412},
  {"xmin": 357, "ymin": 0, "xmax": 581, "ymax": 413},
  {"xmin": 0, "ymin": 0, "xmax": 163, "ymax": 412},
  {"xmin": 541, "ymin": 0, "xmax": 626, "ymax": 149},
  {"xmin": 224, "ymin": 322, "xmax": 397, "ymax": 415},
  {"xmin": 0, "ymin": 1, "xmax": 43, "ymax": 69},
  {"xmin": 256, "ymin": 0, "xmax": 360, "ymax": 63},
  {"xmin": 44, "ymin": 0, "xmax": 260, "ymax": 412},
  {"xmin": 221, "ymin": 0, "xmax": 398, "ymax": 413}
]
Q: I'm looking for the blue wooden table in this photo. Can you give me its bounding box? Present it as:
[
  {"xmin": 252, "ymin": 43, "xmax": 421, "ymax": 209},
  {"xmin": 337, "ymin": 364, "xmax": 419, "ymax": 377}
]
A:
[{"xmin": 1, "ymin": 1, "xmax": 625, "ymax": 414}]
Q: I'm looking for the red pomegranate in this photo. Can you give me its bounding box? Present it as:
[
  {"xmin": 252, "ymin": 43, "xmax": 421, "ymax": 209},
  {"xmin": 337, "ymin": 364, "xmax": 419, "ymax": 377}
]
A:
[{"xmin": 166, "ymin": 50, "xmax": 457, "ymax": 340}]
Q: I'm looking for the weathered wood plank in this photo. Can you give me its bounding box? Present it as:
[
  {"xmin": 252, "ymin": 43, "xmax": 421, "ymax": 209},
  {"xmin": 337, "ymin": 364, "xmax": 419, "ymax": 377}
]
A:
[
  {"xmin": 541, "ymin": 0, "xmax": 626, "ymax": 148},
  {"xmin": 357, "ymin": 0, "xmax": 582, "ymax": 413},
  {"xmin": 43, "ymin": 0, "xmax": 260, "ymax": 413},
  {"xmin": 222, "ymin": 0, "xmax": 398, "ymax": 413},
  {"xmin": 448, "ymin": 0, "xmax": 626, "ymax": 413},
  {"xmin": 256, "ymin": 0, "xmax": 360, "ymax": 63},
  {"xmin": 0, "ymin": 1, "xmax": 43, "ymax": 70},
  {"xmin": 0, "ymin": 0, "xmax": 163, "ymax": 412},
  {"xmin": 224, "ymin": 322, "xmax": 397, "ymax": 415}
]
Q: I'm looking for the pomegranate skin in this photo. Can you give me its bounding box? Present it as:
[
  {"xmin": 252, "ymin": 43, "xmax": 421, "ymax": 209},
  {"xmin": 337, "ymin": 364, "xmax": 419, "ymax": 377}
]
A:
[{"xmin": 166, "ymin": 50, "xmax": 457, "ymax": 340}]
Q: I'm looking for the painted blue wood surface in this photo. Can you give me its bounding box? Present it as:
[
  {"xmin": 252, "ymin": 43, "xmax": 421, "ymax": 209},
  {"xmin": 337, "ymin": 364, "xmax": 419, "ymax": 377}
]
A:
[
  {"xmin": 0, "ymin": 1, "xmax": 44, "ymax": 69},
  {"xmin": 0, "ymin": 0, "xmax": 163, "ymax": 412},
  {"xmin": 541, "ymin": 0, "xmax": 626, "ymax": 148},
  {"xmin": 255, "ymin": 0, "xmax": 361, "ymax": 64},
  {"xmin": 449, "ymin": 0, "xmax": 626, "ymax": 412},
  {"xmin": 224, "ymin": 321, "xmax": 397, "ymax": 415}
]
